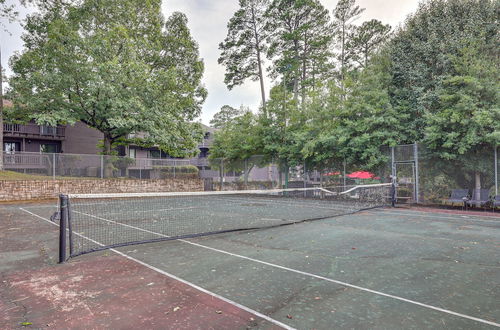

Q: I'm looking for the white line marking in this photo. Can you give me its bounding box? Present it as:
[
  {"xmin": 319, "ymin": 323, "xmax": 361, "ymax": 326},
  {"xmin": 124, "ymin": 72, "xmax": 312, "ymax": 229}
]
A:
[
  {"xmin": 24, "ymin": 208, "xmax": 500, "ymax": 327},
  {"xmin": 18, "ymin": 207, "xmax": 295, "ymax": 330},
  {"xmin": 372, "ymin": 209, "xmax": 500, "ymax": 223}
]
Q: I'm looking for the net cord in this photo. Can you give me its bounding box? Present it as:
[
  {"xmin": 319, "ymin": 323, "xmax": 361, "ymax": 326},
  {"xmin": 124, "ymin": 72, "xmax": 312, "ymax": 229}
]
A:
[{"xmin": 67, "ymin": 183, "xmax": 393, "ymax": 199}]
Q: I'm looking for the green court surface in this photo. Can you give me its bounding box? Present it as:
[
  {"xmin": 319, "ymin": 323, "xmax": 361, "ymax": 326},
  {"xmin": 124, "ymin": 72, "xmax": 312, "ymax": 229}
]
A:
[{"xmin": 11, "ymin": 203, "xmax": 500, "ymax": 329}]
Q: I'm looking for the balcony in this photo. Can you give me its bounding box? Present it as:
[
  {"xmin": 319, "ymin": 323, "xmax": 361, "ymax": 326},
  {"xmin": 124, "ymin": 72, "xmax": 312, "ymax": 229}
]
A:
[{"xmin": 3, "ymin": 123, "xmax": 65, "ymax": 139}]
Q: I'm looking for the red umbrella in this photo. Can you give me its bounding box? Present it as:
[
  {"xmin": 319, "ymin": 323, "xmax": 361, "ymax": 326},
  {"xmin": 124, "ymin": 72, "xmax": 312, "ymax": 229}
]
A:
[{"xmin": 347, "ymin": 171, "xmax": 375, "ymax": 179}]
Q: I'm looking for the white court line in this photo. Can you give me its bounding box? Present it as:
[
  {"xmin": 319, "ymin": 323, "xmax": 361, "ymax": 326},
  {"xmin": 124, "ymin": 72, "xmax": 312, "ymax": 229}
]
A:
[
  {"xmin": 371, "ymin": 209, "xmax": 500, "ymax": 223},
  {"xmin": 22, "ymin": 207, "xmax": 500, "ymax": 328},
  {"xmin": 18, "ymin": 207, "xmax": 295, "ymax": 330}
]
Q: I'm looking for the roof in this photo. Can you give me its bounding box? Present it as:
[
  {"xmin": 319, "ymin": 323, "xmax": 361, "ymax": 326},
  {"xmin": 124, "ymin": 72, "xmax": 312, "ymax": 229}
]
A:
[{"xmin": 199, "ymin": 123, "xmax": 217, "ymax": 134}]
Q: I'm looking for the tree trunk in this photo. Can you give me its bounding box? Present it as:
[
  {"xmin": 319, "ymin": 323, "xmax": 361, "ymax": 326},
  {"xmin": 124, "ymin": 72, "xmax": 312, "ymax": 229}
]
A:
[
  {"xmin": 0, "ymin": 47, "xmax": 4, "ymax": 171},
  {"xmin": 250, "ymin": 6, "xmax": 266, "ymax": 112},
  {"xmin": 474, "ymin": 172, "xmax": 481, "ymax": 207},
  {"xmin": 103, "ymin": 134, "xmax": 114, "ymax": 178}
]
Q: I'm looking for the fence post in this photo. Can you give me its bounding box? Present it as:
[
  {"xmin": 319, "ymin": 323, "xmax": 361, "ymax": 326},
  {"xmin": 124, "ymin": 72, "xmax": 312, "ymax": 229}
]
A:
[
  {"xmin": 303, "ymin": 160, "xmax": 307, "ymax": 197},
  {"xmin": 495, "ymin": 145, "xmax": 498, "ymax": 196},
  {"xmin": 244, "ymin": 158, "xmax": 248, "ymax": 189},
  {"xmin": 414, "ymin": 143, "xmax": 420, "ymax": 203},
  {"xmin": 139, "ymin": 159, "xmax": 142, "ymax": 179},
  {"xmin": 173, "ymin": 159, "xmax": 176, "ymax": 179},
  {"xmin": 100, "ymin": 155, "xmax": 104, "ymax": 178},
  {"xmin": 391, "ymin": 146, "xmax": 396, "ymax": 201},
  {"xmin": 220, "ymin": 159, "xmax": 224, "ymax": 191},
  {"xmin": 52, "ymin": 153, "xmax": 56, "ymax": 180},
  {"xmin": 343, "ymin": 158, "xmax": 347, "ymax": 187}
]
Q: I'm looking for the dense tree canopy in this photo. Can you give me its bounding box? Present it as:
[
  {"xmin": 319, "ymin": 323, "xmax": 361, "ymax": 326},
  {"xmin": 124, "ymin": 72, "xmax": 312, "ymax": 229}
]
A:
[
  {"xmin": 213, "ymin": 0, "xmax": 499, "ymax": 192},
  {"xmin": 9, "ymin": 0, "xmax": 206, "ymax": 156}
]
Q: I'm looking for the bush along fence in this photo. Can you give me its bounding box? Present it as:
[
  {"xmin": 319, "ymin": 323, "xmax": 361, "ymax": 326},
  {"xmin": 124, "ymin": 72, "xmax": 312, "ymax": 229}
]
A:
[{"xmin": 390, "ymin": 144, "xmax": 499, "ymax": 207}]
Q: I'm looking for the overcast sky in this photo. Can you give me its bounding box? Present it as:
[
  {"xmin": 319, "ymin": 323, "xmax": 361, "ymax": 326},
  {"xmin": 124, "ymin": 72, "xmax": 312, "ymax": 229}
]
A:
[{"xmin": 1, "ymin": 0, "xmax": 421, "ymax": 125}]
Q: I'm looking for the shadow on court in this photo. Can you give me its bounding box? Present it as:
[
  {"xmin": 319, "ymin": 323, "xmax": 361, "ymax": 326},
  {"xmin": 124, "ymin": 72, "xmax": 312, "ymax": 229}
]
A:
[{"xmin": 1, "ymin": 201, "xmax": 499, "ymax": 329}]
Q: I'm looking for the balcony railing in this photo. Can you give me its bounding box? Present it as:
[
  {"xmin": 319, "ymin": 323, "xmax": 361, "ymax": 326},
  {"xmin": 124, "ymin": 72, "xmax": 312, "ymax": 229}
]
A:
[{"xmin": 3, "ymin": 123, "xmax": 65, "ymax": 138}]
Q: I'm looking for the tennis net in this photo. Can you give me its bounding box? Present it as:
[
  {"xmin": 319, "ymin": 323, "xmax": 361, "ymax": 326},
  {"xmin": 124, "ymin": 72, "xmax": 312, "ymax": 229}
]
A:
[{"xmin": 56, "ymin": 183, "xmax": 395, "ymax": 262}]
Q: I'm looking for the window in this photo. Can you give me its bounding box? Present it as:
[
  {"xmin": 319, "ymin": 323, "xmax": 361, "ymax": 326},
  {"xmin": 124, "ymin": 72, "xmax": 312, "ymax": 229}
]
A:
[
  {"xmin": 148, "ymin": 150, "xmax": 160, "ymax": 159},
  {"xmin": 4, "ymin": 142, "xmax": 20, "ymax": 154},
  {"xmin": 40, "ymin": 144, "xmax": 59, "ymax": 153},
  {"xmin": 204, "ymin": 132, "xmax": 210, "ymax": 139},
  {"xmin": 128, "ymin": 148, "xmax": 137, "ymax": 158}
]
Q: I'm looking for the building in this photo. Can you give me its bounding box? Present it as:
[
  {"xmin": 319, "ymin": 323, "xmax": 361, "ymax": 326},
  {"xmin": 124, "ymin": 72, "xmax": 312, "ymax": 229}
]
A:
[
  {"xmin": 2, "ymin": 99, "xmax": 215, "ymax": 176},
  {"xmin": 2, "ymin": 99, "xmax": 214, "ymax": 157}
]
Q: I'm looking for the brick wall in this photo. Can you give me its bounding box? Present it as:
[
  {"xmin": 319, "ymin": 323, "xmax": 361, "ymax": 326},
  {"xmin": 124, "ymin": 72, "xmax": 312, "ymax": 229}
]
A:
[{"xmin": 0, "ymin": 178, "xmax": 203, "ymax": 201}]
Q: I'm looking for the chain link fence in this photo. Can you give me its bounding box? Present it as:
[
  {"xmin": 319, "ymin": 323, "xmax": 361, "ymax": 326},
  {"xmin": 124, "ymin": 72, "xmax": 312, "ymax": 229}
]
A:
[
  {"xmin": 391, "ymin": 144, "xmax": 499, "ymax": 207},
  {"xmin": 4, "ymin": 145, "xmax": 498, "ymax": 208},
  {"xmin": 2, "ymin": 152, "xmax": 198, "ymax": 179}
]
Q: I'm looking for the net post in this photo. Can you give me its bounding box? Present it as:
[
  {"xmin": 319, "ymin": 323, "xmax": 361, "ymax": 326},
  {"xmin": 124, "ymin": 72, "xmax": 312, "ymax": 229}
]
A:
[{"xmin": 59, "ymin": 194, "xmax": 68, "ymax": 263}]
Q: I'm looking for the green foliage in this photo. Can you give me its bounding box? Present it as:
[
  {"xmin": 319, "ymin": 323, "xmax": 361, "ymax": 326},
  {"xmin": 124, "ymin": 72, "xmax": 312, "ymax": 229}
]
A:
[
  {"xmin": 387, "ymin": 0, "xmax": 498, "ymax": 142},
  {"xmin": 333, "ymin": 0, "xmax": 365, "ymax": 77},
  {"xmin": 209, "ymin": 105, "xmax": 244, "ymax": 129},
  {"xmin": 422, "ymin": 38, "xmax": 499, "ymax": 187},
  {"xmin": 265, "ymin": 0, "xmax": 334, "ymax": 101},
  {"xmin": 347, "ymin": 19, "xmax": 391, "ymax": 68},
  {"xmin": 209, "ymin": 110, "xmax": 260, "ymax": 163},
  {"xmin": 219, "ymin": 0, "xmax": 269, "ymax": 107},
  {"xmin": 8, "ymin": 0, "xmax": 206, "ymax": 156}
]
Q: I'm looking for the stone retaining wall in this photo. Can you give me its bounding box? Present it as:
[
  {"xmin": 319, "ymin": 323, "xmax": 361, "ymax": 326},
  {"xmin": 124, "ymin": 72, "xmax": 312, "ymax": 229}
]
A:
[{"xmin": 0, "ymin": 178, "xmax": 204, "ymax": 201}]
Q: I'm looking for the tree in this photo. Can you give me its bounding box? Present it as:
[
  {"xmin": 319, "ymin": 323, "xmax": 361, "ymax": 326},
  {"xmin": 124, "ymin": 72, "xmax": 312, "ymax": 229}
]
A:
[
  {"xmin": 423, "ymin": 40, "xmax": 500, "ymax": 191},
  {"xmin": 332, "ymin": 0, "xmax": 365, "ymax": 87},
  {"xmin": 219, "ymin": 0, "xmax": 269, "ymax": 110},
  {"xmin": 9, "ymin": 0, "xmax": 206, "ymax": 160},
  {"xmin": 0, "ymin": 0, "xmax": 19, "ymax": 170},
  {"xmin": 387, "ymin": 0, "xmax": 498, "ymax": 142},
  {"xmin": 209, "ymin": 109, "xmax": 261, "ymax": 182},
  {"xmin": 265, "ymin": 0, "xmax": 333, "ymax": 103},
  {"xmin": 348, "ymin": 19, "xmax": 391, "ymax": 68},
  {"xmin": 209, "ymin": 105, "xmax": 244, "ymax": 129}
]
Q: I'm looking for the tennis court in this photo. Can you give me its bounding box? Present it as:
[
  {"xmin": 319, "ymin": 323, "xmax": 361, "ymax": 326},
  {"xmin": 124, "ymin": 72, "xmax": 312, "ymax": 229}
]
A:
[{"xmin": 3, "ymin": 191, "xmax": 500, "ymax": 329}]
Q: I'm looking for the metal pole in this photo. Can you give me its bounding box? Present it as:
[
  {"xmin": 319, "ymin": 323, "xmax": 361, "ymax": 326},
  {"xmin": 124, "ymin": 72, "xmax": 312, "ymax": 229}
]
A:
[
  {"xmin": 244, "ymin": 159, "xmax": 248, "ymax": 189},
  {"xmin": 173, "ymin": 159, "xmax": 176, "ymax": 179},
  {"xmin": 495, "ymin": 145, "xmax": 498, "ymax": 196},
  {"xmin": 391, "ymin": 146, "xmax": 396, "ymax": 178},
  {"xmin": 414, "ymin": 143, "xmax": 420, "ymax": 203},
  {"xmin": 391, "ymin": 146, "xmax": 396, "ymax": 202},
  {"xmin": 100, "ymin": 155, "xmax": 104, "ymax": 178},
  {"xmin": 343, "ymin": 158, "xmax": 346, "ymax": 187},
  {"xmin": 139, "ymin": 159, "xmax": 142, "ymax": 179},
  {"xmin": 220, "ymin": 159, "xmax": 224, "ymax": 190},
  {"xmin": 59, "ymin": 194, "xmax": 68, "ymax": 263},
  {"xmin": 303, "ymin": 160, "xmax": 307, "ymax": 197},
  {"xmin": 52, "ymin": 153, "xmax": 56, "ymax": 180}
]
